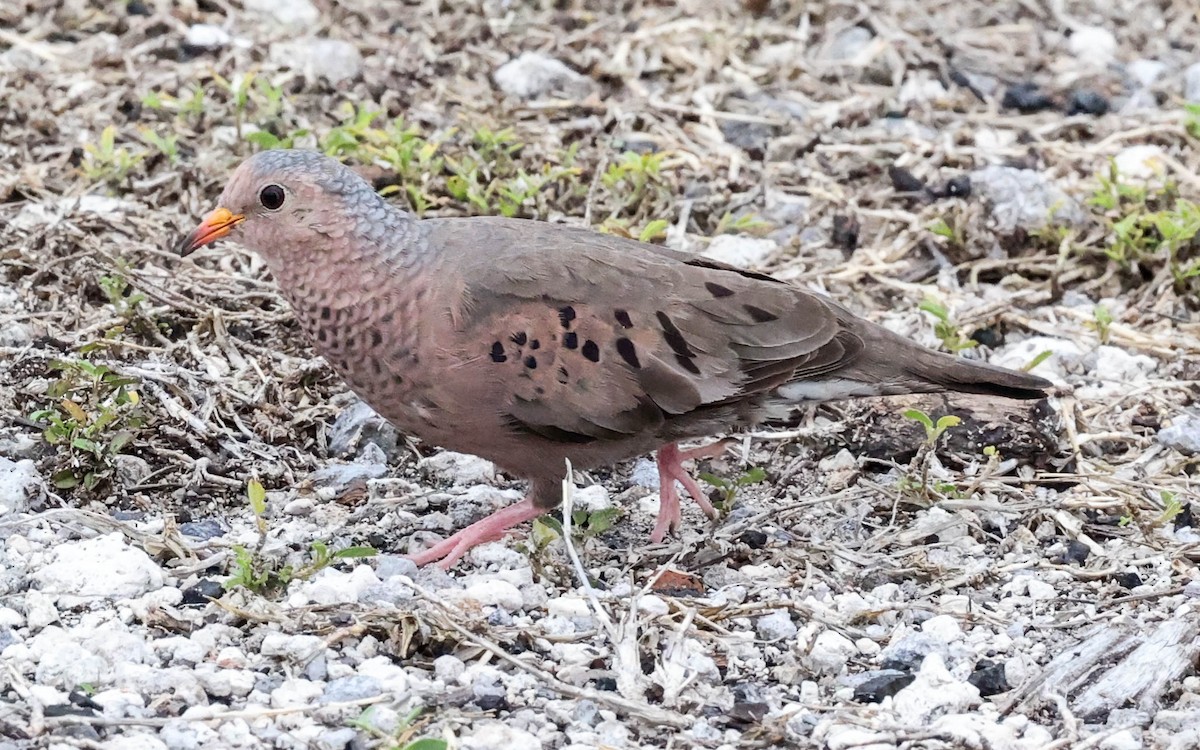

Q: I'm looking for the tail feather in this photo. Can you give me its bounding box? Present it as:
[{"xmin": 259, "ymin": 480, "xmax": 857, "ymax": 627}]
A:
[{"xmin": 845, "ymin": 319, "xmax": 1052, "ymax": 401}]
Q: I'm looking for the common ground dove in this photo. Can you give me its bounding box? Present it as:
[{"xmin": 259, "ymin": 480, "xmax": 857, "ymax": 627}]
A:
[{"xmin": 179, "ymin": 149, "xmax": 1050, "ymax": 568}]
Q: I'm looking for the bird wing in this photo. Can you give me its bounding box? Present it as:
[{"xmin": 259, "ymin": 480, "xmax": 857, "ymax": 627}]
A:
[{"xmin": 422, "ymin": 217, "xmax": 864, "ymax": 444}]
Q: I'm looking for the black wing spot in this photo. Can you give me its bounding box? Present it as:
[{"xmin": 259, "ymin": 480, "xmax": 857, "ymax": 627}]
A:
[
  {"xmin": 558, "ymin": 306, "xmax": 576, "ymax": 327},
  {"xmin": 524, "ymin": 355, "xmax": 538, "ymax": 369},
  {"xmin": 490, "ymin": 341, "xmax": 507, "ymax": 363},
  {"xmin": 511, "ymin": 331, "xmax": 528, "ymax": 346},
  {"xmin": 614, "ymin": 309, "xmax": 633, "ymax": 329},
  {"xmin": 616, "ymin": 338, "xmax": 641, "ymax": 369},
  {"xmin": 744, "ymin": 304, "xmax": 779, "ymax": 323},
  {"xmin": 557, "ymin": 366, "xmax": 570, "ymax": 383},
  {"xmin": 564, "ymin": 331, "xmax": 579, "ymax": 349},
  {"xmin": 317, "ymin": 328, "xmax": 329, "ymax": 344},
  {"xmin": 381, "ymin": 311, "xmax": 394, "ymax": 324},
  {"xmin": 676, "ymin": 353, "xmax": 701, "ymax": 374},
  {"xmin": 370, "ymin": 329, "xmax": 384, "ymax": 347},
  {"xmin": 530, "ymin": 339, "xmax": 541, "ymax": 350},
  {"xmin": 655, "ymin": 311, "xmax": 695, "ymax": 358},
  {"xmin": 319, "ymin": 306, "xmax": 333, "ymax": 320},
  {"xmin": 582, "ymin": 340, "xmax": 600, "ymax": 362},
  {"xmin": 705, "ymin": 282, "xmax": 735, "ymax": 298}
]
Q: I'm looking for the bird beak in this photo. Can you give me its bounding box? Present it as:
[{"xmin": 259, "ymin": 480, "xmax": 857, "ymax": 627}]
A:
[{"xmin": 177, "ymin": 206, "xmax": 245, "ymax": 256}]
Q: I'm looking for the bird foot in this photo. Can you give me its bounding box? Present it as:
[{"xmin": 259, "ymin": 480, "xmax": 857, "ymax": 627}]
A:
[
  {"xmin": 404, "ymin": 497, "xmax": 544, "ymax": 570},
  {"xmin": 649, "ymin": 441, "xmax": 731, "ymax": 542}
]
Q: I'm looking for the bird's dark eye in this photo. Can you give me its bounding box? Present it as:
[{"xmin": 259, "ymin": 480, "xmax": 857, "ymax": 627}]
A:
[{"xmin": 259, "ymin": 184, "xmax": 285, "ymax": 211}]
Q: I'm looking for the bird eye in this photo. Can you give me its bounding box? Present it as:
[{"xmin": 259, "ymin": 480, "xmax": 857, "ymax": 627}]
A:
[{"xmin": 259, "ymin": 184, "xmax": 285, "ymax": 211}]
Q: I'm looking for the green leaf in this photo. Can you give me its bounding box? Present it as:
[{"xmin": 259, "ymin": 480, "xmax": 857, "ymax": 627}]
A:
[
  {"xmin": 71, "ymin": 437, "xmax": 99, "ymax": 455},
  {"xmin": 532, "ymin": 516, "xmax": 562, "ymax": 546},
  {"xmin": 585, "ymin": 507, "xmax": 622, "ymax": 535},
  {"xmin": 934, "ymin": 415, "xmax": 962, "ymax": 432},
  {"xmin": 332, "ymin": 546, "xmax": 377, "ymax": 559},
  {"xmin": 247, "ymin": 479, "xmax": 266, "ymax": 516},
  {"xmin": 903, "ymin": 409, "xmax": 935, "ymax": 431},
  {"xmin": 698, "ymin": 472, "xmax": 731, "ymax": 489},
  {"xmin": 638, "ymin": 219, "xmax": 670, "ymax": 242},
  {"xmin": 1023, "ymin": 350, "xmax": 1053, "ymax": 372},
  {"xmin": 929, "ymin": 218, "xmax": 954, "ymax": 239},
  {"xmin": 917, "ymin": 299, "xmax": 949, "ymax": 323},
  {"xmin": 402, "ymin": 740, "xmax": 449, "ymax": 750},
  {"xmin": 52, "ymin": 470, "xmax": 79, "ymax": 489},
  {"xmin": 738, "ymin": 467, "xmax": 767, "ymax": 486},
  {"xmin": 245, "ymin": 131, "xmax": 282, "ymax": 150}
]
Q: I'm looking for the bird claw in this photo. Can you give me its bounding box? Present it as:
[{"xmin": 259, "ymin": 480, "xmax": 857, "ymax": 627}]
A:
[
  {"xmin": 404, "ymin": 497, "xmax": 544, "ymax": 569},
  {"xmin": 651, "ymin": 441, "xmax": 728, "ymax": 541}
]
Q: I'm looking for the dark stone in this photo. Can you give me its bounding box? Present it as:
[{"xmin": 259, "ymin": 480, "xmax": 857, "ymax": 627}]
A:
[
  {"xmin": 126, "ymin": 0, "xmax": 151, "ymax": 15},
  {"xmin": 1174, "ymin": 503, "xmax": 1194, "ymax": 529},
  {"xmin": 181, "ymin": 579, "xmax": 225, "ymax": 606},
  {"xmin": 179, "ymin": 518, "xmax": 226, "ymax": 540},
  {"xmin": 1115, "ymin": 572, "xmax": 1143, "ymax": 589},
  {"xmin": 1060, "ymin": 539, "xmax": 1090, "ymax": 565},
  {"xmin": 888, "ymin": 165, "xmax": 926, "ymax": 193},
  {"xmin": 853, "ymin": 670, "xmax": 915, "ymax": 702},
  {"xmin": 112, "ymin": 510, "xmax": 145, "ymax": 521},
  {"xmin": 1002, "ymin": 82, "xmax": 1056, "ymax": 113},
  {"xmin": 1066, "ymin": 89, "xmax": 1110, "ymax": 116},
  {"xmin": 738, "ymin": 529, "xmax": 768, "ymax": 549},
  {"xmin": 970, "ymin": 327, "xmax": 1003, "ymax": 348},
  {"xmin": 968, "ymin": 660, "xmax": 1010, "ymax": 696},
  {"xmin": 831, "ymin": 214, "xmax": 859, "ymax": 253}
]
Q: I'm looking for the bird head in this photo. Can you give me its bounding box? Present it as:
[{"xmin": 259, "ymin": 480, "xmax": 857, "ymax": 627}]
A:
[{"xmin": 177, "ymin": 149, "xmax": 389, "ymax": 262}]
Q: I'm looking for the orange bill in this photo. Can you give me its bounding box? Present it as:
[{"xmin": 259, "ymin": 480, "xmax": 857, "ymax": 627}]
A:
[{"xmin": 177, "ymin": 206, "xmax": 245, "ymax": 256}]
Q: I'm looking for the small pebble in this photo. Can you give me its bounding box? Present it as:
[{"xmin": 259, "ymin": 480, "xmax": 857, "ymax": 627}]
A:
[
  {"xmin": 1066, "ymin": 89, "xmax": 1110, "ymax": 116},
  {"xmin": 853, "ymin": 670, "xmax": 915, "ymax": 703},
  {"xmin": 1001, "ymin": 82, "xmax": 1056, "ymax": 113},
  {"xmin": 180, "ymin": 579, "xmax": 224, "ymax": 606},
  {"xmin": 968, "ymin": 660, "xmax": 1010, "ymax": 696}
]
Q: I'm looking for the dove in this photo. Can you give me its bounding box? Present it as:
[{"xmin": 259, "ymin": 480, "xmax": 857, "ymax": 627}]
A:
[{"xmin": 179, "ymin": 149, "xmax": 1051, "ymax": 569}]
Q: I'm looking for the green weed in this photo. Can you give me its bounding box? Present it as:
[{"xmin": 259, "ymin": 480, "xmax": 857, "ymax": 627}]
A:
[
  {"xmin": 81, "ymin": 126, "xmax": 144, "ymax": 185},
  {"xmin": 224, "ymin": 479, "xmax": 376, "ymax": 594},
  {"xmin": 29, "ymin": 360, "xmax": 145, "ymax": 491},
  {"xmin": 918, "ymin": 298, "xmax": 978, "ymax": 353}
]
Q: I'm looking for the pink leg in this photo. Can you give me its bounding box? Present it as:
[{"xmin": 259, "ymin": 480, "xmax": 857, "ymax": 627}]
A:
[
  {"xmin": 404, "ymin": 497, "xmax": 544, "ymax": 570},
  {"xmin": 650, "ymin": 441, "xmax": 730, "ymax": 543}
]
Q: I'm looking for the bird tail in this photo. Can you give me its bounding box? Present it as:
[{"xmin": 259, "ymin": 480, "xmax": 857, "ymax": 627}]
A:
[{"xmin": 840, "ymin": 317, "xmax": 1051, "ymax": 401}]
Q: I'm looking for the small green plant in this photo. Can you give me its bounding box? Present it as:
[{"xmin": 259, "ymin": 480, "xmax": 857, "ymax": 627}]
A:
[
  {"xmin": 532, "ymin": 506, "xmax": 623, "ymax": 550},
  {"xmin": 714, "ymin": 211, "xmax": 771, "ymax": 236},
  {"xmin": 601, "ymin": 150, "xmax": 672, "ymax": 222},
  {"xmin": 99, "ymin": 273, "xmax": 147, "ymax": 318},
  {"xmin": 1089, "ymin": 305, "xmax": 1113, "ymax": 344},
  {"xmin": 142, "ymin": 84, "xmax": 207, "ymax": 122},
  {"xmin": 82, "ymin": 126, "xmax": 144, "ymax": 185},
  {"xmin": 138, "ymin": 127, "xmax": 180, "ymax": 164},
  {"xmin": 1184, "ymin": 103, "xmax": 1200, "ymax": 140},
  {"xmin": 1022, "ymin": 349, "xmax": 1053, "ymax": 373},
  {"xmin": 928, "ymin": 215, "xmax": 966, "ymax": 246},
  {"xmin": 899, "ymin": 409, "xmax": 962, "ymax": 503},
  {"xmin": 1083, "ymin": 162, "xmax": 1200, "ymax": 288},
  {"xmin": 918, "ymin": 298, "xmax": 978, "ymax": 353},
  {"xmin": 904, "ymin": 409, "xmax": 961, "ymax": 446},
  {"xmin": 224, "ymin": 479, "xmax": 376, "ymax": 594},
  {"xmin": 29, "ymin": 360, "xmax": 145, "ymax": 491},
  {"xmin": 1157, "ymin": 490, "xmax": 1183, "ymax": 526},
  {"xmin": 347, "ymin": 706, "xmax": 448, "ymax": 750},
  {"xmin": 699, "ymin": 466, "xmax": 767, "ymax": 510}
]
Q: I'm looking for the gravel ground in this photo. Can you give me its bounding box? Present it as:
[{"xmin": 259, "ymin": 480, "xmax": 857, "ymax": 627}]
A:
[{"xmin": 2, "ymin": 1, "xmax": 1200, "ymax": 749}]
